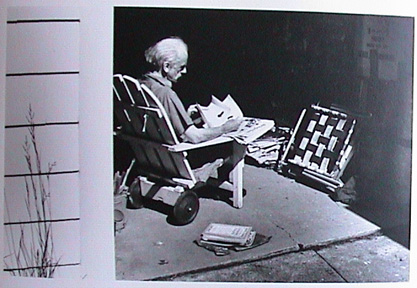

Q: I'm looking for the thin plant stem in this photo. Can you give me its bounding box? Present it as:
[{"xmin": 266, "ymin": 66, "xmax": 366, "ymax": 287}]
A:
[{"xmin": 4, "ymin": 105, "xmax": 60, "ymax": 277}]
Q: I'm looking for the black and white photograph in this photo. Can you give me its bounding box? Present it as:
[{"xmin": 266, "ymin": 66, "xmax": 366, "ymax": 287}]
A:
[
  {"xmin": 0, "ymin": 1, "xmax": 415, "ymax": 288},
  {"xmin": 112, "ymin": 6, "xmax": 412, "ymax": 283}
]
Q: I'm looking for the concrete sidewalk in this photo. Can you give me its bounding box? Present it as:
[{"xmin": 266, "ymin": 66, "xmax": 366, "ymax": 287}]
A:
[
  {"xmin": 115, "ymin": 165, "xmax": 382, "ymax": 281},
  {"xmin": 169, "ymin": 234, "xmax": 410, "ymax": 282}
]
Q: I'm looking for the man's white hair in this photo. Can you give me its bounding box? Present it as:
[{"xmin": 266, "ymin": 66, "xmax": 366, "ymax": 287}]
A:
[{"xmin": 145, "ymin": 37, "xmax": 188, "ymax": 68}]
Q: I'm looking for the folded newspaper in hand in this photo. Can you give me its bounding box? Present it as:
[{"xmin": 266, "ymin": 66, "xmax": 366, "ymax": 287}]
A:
[{"xmin": 197, "ymin": 94, "xmax": 243, "ymax": 128}]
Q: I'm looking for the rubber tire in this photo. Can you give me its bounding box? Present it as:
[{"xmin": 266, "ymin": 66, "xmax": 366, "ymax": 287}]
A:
[
  {"xmin": 172, "ymin": 191, "xmax": 199, "ymax": 225},
  {"xmin": 126, "ymin": 178, "xmax": 144, "ymax": 209}
]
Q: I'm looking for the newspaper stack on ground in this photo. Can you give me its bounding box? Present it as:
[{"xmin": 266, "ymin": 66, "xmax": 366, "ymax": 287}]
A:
[
  {"xmin": 196, "ymin": 223, "xmax": 271, "ymax": 256},
  {"xmin": 246, "ymin": 137, "xmax": 284, "ymax": 166},
  {"xmin": 200, "ymin": 223, "xmax": 256, "ymax": 246},
  {"xmin": 245, "ymin": 126, "xmax": 291, "ymax": 167}
]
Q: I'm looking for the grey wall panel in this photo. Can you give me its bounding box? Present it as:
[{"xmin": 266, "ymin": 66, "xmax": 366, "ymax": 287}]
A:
[
  {"xmin": 5, "ymin": 74, "xmax": 79, "ymax": 126},
  {"xmin": 4, "ymin": 125, "xmax": 79, "ymax": 176},
  {"xmin": 4, "ymin": 174, "xmax": 80, "ymax": 223},
  {"xmin": 6, "ymin": 22, "xmax": 80, "ymax": 75}
]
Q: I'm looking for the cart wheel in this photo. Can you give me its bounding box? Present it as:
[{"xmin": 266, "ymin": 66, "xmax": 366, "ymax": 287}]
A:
[
  {"xmin": 126, "ymin": 178, "xmax": 144, "ymax": 209},
  {"xmin": 172, "ymin": 191, "xmax": 199, "ymax": 225}
]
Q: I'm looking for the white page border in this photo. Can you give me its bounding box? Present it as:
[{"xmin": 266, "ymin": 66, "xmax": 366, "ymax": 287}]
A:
[{"xmin": 0, "ymin": 0, "xmax": 415, "ymax": 287}]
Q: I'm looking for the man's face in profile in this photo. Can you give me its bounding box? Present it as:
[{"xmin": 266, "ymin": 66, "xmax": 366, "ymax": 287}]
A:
[{"xmin": 165, "ymin": 56, "xmax": 188, "ymax": 83}]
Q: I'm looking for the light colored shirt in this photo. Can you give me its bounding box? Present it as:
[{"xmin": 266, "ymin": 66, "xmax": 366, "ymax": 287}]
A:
[{"xmin": 141, "ymin": 72, "xmax": 194, "ymax": 139}]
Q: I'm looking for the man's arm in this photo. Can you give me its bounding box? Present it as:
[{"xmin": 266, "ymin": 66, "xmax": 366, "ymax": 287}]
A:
[{"xmin": 182, "ymin": 117, "xmax": 243, "ymax": 144}]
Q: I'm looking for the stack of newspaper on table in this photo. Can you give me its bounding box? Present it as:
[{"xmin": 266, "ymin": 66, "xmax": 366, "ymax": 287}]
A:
[{"xmin": 196, "ymin": 223, "xmax": 271, "ymax": 256}]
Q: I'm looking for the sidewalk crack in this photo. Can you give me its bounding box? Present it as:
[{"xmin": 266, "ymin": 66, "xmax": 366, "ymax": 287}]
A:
[
  {"xmin": 275, "ymin": 224, "xmax": 298, "ymax": 244},
  {"xmin": 314, "ymin": 250, "xmax": 349, "ymax": 282}
]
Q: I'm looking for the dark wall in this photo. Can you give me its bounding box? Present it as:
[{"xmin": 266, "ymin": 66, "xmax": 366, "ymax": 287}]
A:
[
  {"xmin": 114, "ymin": 8, "xmax": 359, "ymax": 126},
  {"xmin": 113, "ymin": 8, "xmax": 414, "ymax": 248}
]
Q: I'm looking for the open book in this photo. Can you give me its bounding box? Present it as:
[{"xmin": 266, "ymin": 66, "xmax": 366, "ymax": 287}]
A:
[{"xmin": 197, "ymin": 94, "xmax": 243, "ymax": 128}]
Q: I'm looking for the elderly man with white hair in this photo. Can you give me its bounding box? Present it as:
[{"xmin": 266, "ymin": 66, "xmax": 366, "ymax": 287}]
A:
[
  {"xmin": 140, "ymin": 36, "xmax": 243, "ymax": 144},
  {"xmin": 139, "ymin": 36, "xmax": 246, "ymax": 183}
]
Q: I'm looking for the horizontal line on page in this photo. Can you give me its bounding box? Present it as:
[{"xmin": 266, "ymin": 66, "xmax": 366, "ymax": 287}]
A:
[
  {"xmin": 7, "ymin": 19, "xmax": 80, "ymax": 24},
  {"xmin": 4, "ymin": 262, "xmax": 80, "ymax": 272},
  {"xmin": 5, "ymin": 121, "xmax": 79, "ymax": 129},
  {"xmin": 4, "ymin": 217, "xmax": 80, "ymax": 226},
  {"xmin": 4, "ymin": 170, "xmax": 80, "ymax": 178},
  {"xmin": 6, "ymin": 71, "xmax": 79, "ymax": 77}
]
